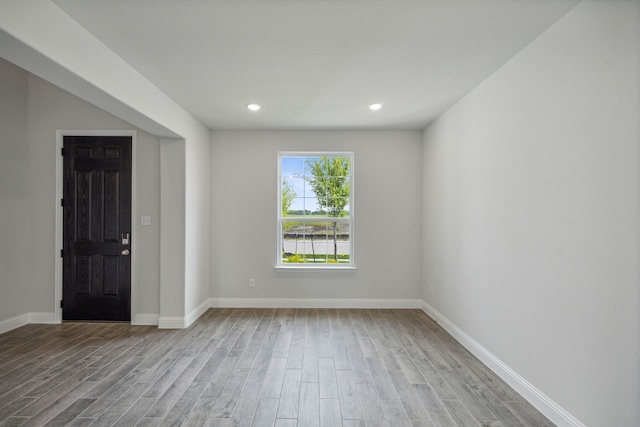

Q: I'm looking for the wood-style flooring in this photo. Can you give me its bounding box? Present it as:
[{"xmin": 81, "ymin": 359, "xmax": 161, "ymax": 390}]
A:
[{"xmin": 0, "ymin": 308, "xmax": 554, "ymax": 426}]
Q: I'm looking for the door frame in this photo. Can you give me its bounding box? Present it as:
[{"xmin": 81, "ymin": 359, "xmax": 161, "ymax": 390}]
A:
[{"xmin": 55, "ymin": 130, "xmax": 138, "ymax": 324}]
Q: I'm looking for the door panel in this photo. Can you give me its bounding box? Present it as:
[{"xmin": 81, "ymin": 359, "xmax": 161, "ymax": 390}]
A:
[{"xmin": 63, "ymin": 136, "xmax": 132, "ymax": 321}]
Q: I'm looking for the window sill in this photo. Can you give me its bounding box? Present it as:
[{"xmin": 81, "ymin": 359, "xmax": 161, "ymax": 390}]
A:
[{"xmin": 275, "ymin": 265, "xmax": 357, "ymax": 272}]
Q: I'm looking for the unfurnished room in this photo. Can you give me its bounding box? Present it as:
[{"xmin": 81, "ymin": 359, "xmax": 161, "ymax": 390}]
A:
[{"xmin": 0, "ymin": 1, "xmax": 638, "ymax": 426}]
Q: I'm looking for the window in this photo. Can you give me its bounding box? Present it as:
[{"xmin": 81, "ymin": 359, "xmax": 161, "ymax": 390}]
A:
[{"xmin": 278, "ymin": 152, "xmax": 354, "ymax": 268}]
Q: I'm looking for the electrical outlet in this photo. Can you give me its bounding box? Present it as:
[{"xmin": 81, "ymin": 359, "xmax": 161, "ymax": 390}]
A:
[{"xmin": 249, "ymin": 279, "xmax": 255, "ymax": 288}]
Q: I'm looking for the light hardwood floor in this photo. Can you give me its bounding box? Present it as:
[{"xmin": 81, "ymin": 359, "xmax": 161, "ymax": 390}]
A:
[{"xmin": 0, "ymin": 308, "xmax": 554, "ymax": 426}]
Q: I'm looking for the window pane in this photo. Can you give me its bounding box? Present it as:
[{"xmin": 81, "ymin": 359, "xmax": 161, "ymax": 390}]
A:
[
  {"xmin": 281, "ymin": 177, "xmax": 299, "ymax": 215},
  {"xmin": 343, "ymin": 201, "xmax": 350, "ymax": 216},
  {"xmin": 281, "ymin": 221, "xmax": 350, "ymax": 264},
  {"xmin": 314, "ymin": 198, "xmax": 328, "ymax": 216},
  {"xmin": 285, "ymin": 176, "xmax": 304, "ymax": 198},
  {"xmin": 288, "ymin": 198, "xmax": 322, "ymax": 216},
  {"xmin": 289, "ymin": 197, "xmax": 306, "ymax": 214},
  {"xmin": 282, "ymin": 156, "xmax": 304, "ymax": 177},
  {"xmin": 303, "ymin": 178, "xmax": 318, "ymax": 199},
  {"xmin": 279, "ymin": 152, "xmax": 353, "ymax": 267},
  {"xmin": 327, "ymin": 176, "xmax": 349, "ymax": 192},
  {"xmin": 303, "ymin": 156, "xmax": 322, "ymax": 176},
  {"xmin": 327, "ymin": 197, "xmax": 350, "ymax": 217}
]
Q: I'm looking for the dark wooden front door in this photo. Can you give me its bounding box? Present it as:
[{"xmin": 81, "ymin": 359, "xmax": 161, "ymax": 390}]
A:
[{"xmin": 62, "ymin": 136, "xmax": 132, "ymax": 321}]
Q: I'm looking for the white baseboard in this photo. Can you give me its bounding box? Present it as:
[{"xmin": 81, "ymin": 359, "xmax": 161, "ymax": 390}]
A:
[
  {"xmin": 186, "ymin": 299, "xmax": 211, "ymax": 328},
  {"xmin": 420, "ymin": 300, "xmax": 585, "ymax": 427},
  {"xmin": 0, "ymin": 313, "xmax": 29, "ymax": 334},
  {"xmin": 0, "ymin": 312, "xmax": 57, "ymax": 335},
  {"xmin": 157, "ymin": 297, "xmax": 421, "ymax": 329},
  {"xmin": 28, "ymin": 312, "xmax": 56, "ymax": 324},
  {"xmin": 133, "ymin": 313, "xmax": 160, "ymax": 326},
  {"xmin": 157, "ymin": 298, "xmax": 211, "ymax": 329},
  {"xmin": 158, "ymin": 316, "xmax": 187, "ymax": 329},
  {"xmin": 157, "ymin": 298, "xmax": 210, "ymax": 329},
  {"xmin": 209, "ymin": 297, "xmax": 422, "ymax": 309},
  {"xmin": 1, "ymin": 299, "xmax": 422, "ymax": 334}
]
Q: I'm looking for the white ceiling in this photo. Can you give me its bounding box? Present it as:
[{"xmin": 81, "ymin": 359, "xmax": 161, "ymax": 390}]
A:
[{"xmin": 52, "ymin": 0, "xmax": 580, "ymax": 130}]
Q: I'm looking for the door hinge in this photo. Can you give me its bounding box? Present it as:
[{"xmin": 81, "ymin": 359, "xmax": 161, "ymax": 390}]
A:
[
  {"xmin": 60, "ymin": 249, "xmax": 64, "ymax": 257},
  {"xmin": 61, "ymin": 147, "xmax": 65, "ymax": 156},
  {"xmin": 60, "ymin": 198, "xmax": 64, "ymax": 207},
  {"xmin": 60, "ymin": 300, "xmax": 63, "ymax": 309}
]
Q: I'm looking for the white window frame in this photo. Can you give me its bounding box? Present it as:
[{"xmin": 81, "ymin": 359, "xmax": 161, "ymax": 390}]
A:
[{"xmin": 276, "ymin": 151, "xmax": 355, "ymax": 270}]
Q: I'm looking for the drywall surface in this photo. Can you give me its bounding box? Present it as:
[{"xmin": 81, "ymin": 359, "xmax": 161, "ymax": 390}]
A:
[
  {"xmin": 422, "ymin": 1, "xmax": 639, "ymax": 425},
  {"xmin": 25, "ymin": 72, "xmax": 161, "ymax": 318},
  {"xmin": 0, "ymin": 0, "xmax": 187, "ymax": 138},
  {"xmin": 210, "ymin": 130, "xmax": 422, "ymax": 302},
  {"xmin": 185, "ymin": 132, "xmax": 211, "ymax": 318},
  {"xmin": 1, "ymin": 1, "xmax": 212, "ymax": 325},
  {"xmin": 160, "ymin": 130, "xmax": 211, "ymax": 325},
  {"xmin": 0, "ymin": 58, "xmax": 30, "ymax": 321},
  {"xmin": 160, "ymin": 138, "xmax": 186, "ymax": 320}
]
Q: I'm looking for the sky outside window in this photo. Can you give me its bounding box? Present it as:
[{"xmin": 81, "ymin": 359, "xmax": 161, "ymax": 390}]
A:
[
  {"xmin": 282, "ymin": 155, "xmax": 351, "ymax": 216},
  {"xmin": 282, "ymin": 156, "xmax": 322, "ymax": 214}
]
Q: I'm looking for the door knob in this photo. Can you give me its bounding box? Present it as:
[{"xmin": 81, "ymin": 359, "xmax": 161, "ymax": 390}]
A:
[{"xmin": 121, "ymin": 249, "xmax": 130, "ymax": 256}]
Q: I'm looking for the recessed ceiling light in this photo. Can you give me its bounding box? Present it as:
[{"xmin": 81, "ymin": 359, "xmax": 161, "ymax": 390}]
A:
[
  {"xmin": 247, "ymin": 103, "xmax": 261, "ymax": 111},
  {"xmin": 369, "ymin": 103, "xmax": 383, "ymax": 111}
]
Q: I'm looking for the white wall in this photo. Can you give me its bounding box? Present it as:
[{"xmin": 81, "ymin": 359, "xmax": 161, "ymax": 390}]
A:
[
  {"xmin": 159, "ymin": 138, "xmax": 186, "ymax": 320},
  {"xmin": 185, "ymin": 132, "xmax": 211, "ymax": 318},
  {"xmin": 159, "ymin": 130, "xmax": 210, "ymax": 326},
  {"xmin": 0, "ymin": 59, "xmax": 30, "ymax": 323},
  {"xmin": 0, "ymin": 59, "xmax": 162, "ymax": 325},
  {"xmin": 210, "ymin": 130, "xmax": 423, "ymax": 304},
  {"xmin": 0, "ymin": 58, "xmax": 211, "ymax": 327},
  {"xmin": 0, "ymin": 1, "xmax": 179, "ymax": 138},
  {"xmin": 28, "ymin": 75, "xmax": 163, "ymax": 319},
  {"xmin": 1, "ymin": 1, "xmax": 212, "ymax": 326},
  {"xmin": 422, "ymin": 1, "xmax": 639, "ymax": 426}
]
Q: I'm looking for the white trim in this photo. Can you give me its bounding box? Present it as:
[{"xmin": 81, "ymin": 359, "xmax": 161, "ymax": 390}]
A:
[
  {"xmin": 145, "ymin": 297, "xmax": 422, "ymax": 329},
  {"xmin": 185, "ymin": 299, "xmax": 211, "ymax": 328},
  {"xmin": 28, "ymin": 312, "xmax": 57, "ymax": 324},
  {"xmin": 3, "ymin": 298, "xmax": 419, "ymax": 333},
  {"xmin": 209, "ymin": 298, "xmax": 421, "ymax": 309},
  {"xmin": 158, "ymin": 316, "xmax": 187, "ymax": 329},
  {"xmin": 55, "ymin": 135, "xmax": 64, "ymax": 323},
  {"xmin": 55, "ymin": 130, "xmax": 138, "ymax": 324},
  {"xmin": 275, "ymin": 265, "xmax": 357, "ymax": 272},
  {"xmin": 420, "ymin": 300, "xmax": 586, "ymax": 427},
  {"xmin": 0, "ymin": 312, "xmax": 57, "ymax": 335},
  {"xmin": 0, "ymin": 314, "xmax": 29, "ymax": 335},
  {"xmin": 131, "ymin": 133, "xmax": 138, "ymax": 325},
  {"xmin": 281, "ymin": 217, "xmax": 352, "ymax": 224},
  {"xmin": 133, "ymin": 313, "xmax": 160, "ymax": 326}
]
